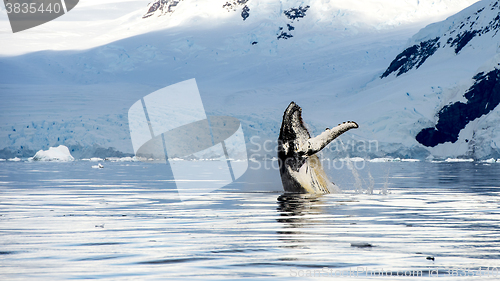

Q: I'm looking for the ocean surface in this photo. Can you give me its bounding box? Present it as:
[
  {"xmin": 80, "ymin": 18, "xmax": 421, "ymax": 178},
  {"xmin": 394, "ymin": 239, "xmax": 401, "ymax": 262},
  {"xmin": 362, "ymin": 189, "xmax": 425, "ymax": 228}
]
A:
[{"xmin": 1, "ymin": 160, "xmax": 500, "ymax": 280}]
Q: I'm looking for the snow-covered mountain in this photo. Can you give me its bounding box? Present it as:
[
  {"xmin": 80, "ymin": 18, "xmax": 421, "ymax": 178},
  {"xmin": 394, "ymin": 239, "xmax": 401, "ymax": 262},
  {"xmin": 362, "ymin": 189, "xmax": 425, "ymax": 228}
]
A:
[
  {"xmin": 2, "ymin": 0, "xmax": 495, "ymax": 160},
  {"xmin": 361, "ymin": 0, "xmax": 500, "ymax": 159}
]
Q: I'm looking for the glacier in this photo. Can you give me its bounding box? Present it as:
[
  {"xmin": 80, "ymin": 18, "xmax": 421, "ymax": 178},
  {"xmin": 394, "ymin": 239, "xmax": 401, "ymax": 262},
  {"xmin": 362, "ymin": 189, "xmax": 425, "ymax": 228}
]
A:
[{"xmin": 3, "ymin": 0, "xmax": 498, "ymax": 160}]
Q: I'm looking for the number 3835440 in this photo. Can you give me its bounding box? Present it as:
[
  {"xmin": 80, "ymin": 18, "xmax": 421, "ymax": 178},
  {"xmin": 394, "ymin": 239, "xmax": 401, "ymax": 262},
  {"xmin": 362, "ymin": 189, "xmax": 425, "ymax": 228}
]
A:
[{"xmin": 5, "ymin": 2, "xmax": 63, "ymax": 14}]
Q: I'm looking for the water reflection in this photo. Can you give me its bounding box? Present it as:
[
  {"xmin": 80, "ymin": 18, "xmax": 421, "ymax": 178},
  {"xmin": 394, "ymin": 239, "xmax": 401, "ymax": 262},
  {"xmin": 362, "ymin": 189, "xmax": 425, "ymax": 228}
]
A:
[
  {"xmin": 2, "ymin": 161, "xmax": 500, "ymax": 280},
  {"xmin": 276, "ymin": 194, "xmax": 326, "ymax": 246}
]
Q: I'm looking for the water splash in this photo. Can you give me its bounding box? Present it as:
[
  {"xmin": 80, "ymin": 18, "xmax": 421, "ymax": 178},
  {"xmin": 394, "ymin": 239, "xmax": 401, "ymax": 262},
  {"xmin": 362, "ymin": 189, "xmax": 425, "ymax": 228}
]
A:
[
  {"xmin": 381, "ymin": 168, "xmax": 391, "ymax": 195},
  {"xmin": 339, "ymin": 139, "xmax": 364, "ymax": 194},
  {"xmin": 367, "ymin": 170, "xmax": 375, "ymax": 195},
  {"xmin": 346, "ymin": 158, "xmax": 364, "ymax": 193}
]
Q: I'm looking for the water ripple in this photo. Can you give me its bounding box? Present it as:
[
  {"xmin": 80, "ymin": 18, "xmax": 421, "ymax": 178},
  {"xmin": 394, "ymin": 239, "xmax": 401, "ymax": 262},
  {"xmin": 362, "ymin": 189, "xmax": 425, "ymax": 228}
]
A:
[{"xmin": 1, "ymin": 161, "xmax": 500, "ymax": 280}]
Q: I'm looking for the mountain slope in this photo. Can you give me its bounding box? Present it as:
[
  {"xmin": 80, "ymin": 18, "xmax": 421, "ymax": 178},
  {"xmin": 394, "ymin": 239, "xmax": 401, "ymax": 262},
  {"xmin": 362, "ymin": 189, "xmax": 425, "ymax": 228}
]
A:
[
  {"xmin": 0, "ymin": 0, "xmax": 488, "ymax": 160},
  {"xmin": 382, "ymin": 0, "xmax": 500, "ymax": 78},
  {"xmin": 369, "ymin": 0, "xmax": 500, "ymax": 159}
]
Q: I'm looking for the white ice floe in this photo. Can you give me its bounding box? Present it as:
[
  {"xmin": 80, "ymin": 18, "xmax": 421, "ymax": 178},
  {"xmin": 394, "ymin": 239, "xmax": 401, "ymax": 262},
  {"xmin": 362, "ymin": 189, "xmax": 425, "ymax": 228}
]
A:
[
  {"xmin": 340, "ymin": 157, "xmax": 366, "ymax": 162},
  {"xmin": 444, "ymin": 158, "xmax": 474, "ymax": 163},
  {"xmin": 101, "ymin": 156, "xmax": 137, "ymax": 162},
  {"xmin": 115, "ymin": 156, "xmax": 136, "ymax": 162},
  {"xmin": 369, "ymin": 158, "xmax": 395, "ymax": 163},
  {"xmin": 401, "ymin": 159, "xmax": 420, "ymax": 162},
  {"xmin": 92, "ymin": 163, "xmax": 104, "ymax": 169},
  {"xmin": 8, "ymin": 157, "xmax": 21, "ymax": 162},
  {"xmin": 32, "ymin": 145, "xmax": 74, "ymax": 162}
]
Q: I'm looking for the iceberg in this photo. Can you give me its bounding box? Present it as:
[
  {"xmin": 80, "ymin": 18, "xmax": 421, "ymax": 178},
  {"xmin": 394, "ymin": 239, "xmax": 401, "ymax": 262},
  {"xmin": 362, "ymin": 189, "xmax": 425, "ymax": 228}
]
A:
[{"xmin": 32, "ymin": 145, "xmax": 74, "ymax": 162}]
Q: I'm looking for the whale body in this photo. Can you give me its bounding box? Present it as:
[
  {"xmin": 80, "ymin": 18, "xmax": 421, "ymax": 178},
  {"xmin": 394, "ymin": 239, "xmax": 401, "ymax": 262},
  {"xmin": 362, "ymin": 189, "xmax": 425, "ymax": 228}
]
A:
[{"xmin": 278, "ymin": 102, "xmax": 358, "ymax": 194}]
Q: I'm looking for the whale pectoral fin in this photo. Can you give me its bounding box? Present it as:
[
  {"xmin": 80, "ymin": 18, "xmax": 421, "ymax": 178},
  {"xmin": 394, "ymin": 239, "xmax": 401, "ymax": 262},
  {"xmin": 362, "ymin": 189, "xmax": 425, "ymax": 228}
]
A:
[{"xmin": 305, "ymin": 121, "xmax": 358, "ymax": 156}]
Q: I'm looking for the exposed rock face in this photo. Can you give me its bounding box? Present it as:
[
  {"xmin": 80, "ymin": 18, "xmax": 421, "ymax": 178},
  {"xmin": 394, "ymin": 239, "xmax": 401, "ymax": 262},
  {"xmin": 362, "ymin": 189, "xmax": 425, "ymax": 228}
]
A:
[
  {"xmin": 417, "ymin": 68, "xmax": 500, "ymax": 147},
  {"xmin": 377, "ymin": 0, "xmax": 500, "ymax": 151},
  {"xmin": 223, "ymin": 0, "xmax": 251, "ymax": 21},
  {"xmin": 142, "ymin": 1, "xmax": 312, "ymax": 40},
  {"xmin": 143, "ymin": 0, "xmax": 184, "ymax": 18},
  {"xmin": 382, "ymin": 1, "xmax": 500, "ymax": 78},
  {"xmin": 381, "ymin": 37, "xmax": 440, "ymax": 78},
  {"xmin": 277, "ymin": 6, "xmax": 310, "ymax": 40}
]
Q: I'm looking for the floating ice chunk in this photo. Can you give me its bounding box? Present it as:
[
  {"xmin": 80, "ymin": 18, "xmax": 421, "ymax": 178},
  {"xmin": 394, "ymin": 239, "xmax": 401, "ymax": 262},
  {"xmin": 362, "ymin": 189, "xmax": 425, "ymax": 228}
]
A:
[
  {"xmin": 0, "ymin": 159, "xmax": 6, "ymax": 162},
  {"xmin": 340, "ymin": 157, "xmax": 365, "ymax": 162},
  {"xmin": 444, "ymin": 158, "xmax": 474, "ymax": 163},
  {"xmin": 104, "ymin": 156, "xmax": 136, "ymax": 162},
  {"xmin": 92, "ymin": 163, "xmax": 104, "ymax": 169},
  {"xmin": 90, "ymin": 157, "xmax": 104, "ymax": 162},
  {"xmin": 115, "ymin": 156, "xmax": 136, "ymax": 162},
  {"xmin": 482, "ymin": 158, "xmax": 497, "ymax": 163},
  {"xmin": 33, "ymin": 145, "xmax": 74, "ymax": 162},
  {"xmin": 401, "ymin": 159, "xmax": 420, "ymax": 162},
  {"xmin": 369, "ymin": 158, "xmax": 393, "ymax": 162},
  {"xmin": 8, "ymin": 157, "xmax": 21, "ymax": 162}
]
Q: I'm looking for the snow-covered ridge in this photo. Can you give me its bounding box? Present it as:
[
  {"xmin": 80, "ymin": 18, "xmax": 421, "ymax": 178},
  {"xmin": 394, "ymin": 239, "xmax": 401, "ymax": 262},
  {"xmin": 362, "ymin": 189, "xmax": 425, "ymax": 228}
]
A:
[
  {"xmin": 0, "ymin": 0, "xmax": 490, "ymax": 160},
  {"xmin": 138, "ymin": 0, "xmax": 482, "ymax": 40},
  {"xmin": 373, "ymin": 0, "xmax": 500, "ymax": 159},
  {"xmin": 382, "ymin": 0, "xmax": 500, "ymax": 78},
  {"xmin": 0, "ymin": 0, "xmax": 481, "ymax": 57}
]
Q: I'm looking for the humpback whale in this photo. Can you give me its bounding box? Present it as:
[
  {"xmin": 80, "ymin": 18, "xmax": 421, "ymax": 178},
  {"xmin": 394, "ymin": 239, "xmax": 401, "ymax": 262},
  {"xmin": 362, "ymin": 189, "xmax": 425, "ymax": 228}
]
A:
[{"xmin": 278, "ymin": 102, "xmax": 358, "ymax": 194}]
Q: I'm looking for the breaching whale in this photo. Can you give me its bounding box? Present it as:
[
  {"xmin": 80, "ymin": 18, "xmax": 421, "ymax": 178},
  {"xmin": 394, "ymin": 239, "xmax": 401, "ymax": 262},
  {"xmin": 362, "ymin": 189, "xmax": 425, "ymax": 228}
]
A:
[{"xmin": 278, "ymin": 102, "xmax": 358, "ymax": 194}]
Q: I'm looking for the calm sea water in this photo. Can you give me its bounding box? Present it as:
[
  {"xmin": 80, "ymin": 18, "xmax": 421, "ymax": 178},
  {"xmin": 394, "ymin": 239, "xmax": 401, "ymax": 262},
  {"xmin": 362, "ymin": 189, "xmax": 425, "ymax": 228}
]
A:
[{"xmin": 1, "ymin": 160, "xmax": 499, "ymax": 280}]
